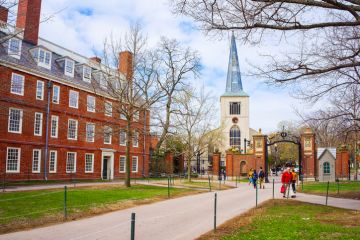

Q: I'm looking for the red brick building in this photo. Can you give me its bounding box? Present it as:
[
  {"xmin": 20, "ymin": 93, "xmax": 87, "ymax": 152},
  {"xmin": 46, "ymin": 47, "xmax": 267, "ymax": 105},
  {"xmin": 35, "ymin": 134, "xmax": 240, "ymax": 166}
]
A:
[{"xmin": 0, "ymin": 0, "xmax": 150, "ymax": 181}]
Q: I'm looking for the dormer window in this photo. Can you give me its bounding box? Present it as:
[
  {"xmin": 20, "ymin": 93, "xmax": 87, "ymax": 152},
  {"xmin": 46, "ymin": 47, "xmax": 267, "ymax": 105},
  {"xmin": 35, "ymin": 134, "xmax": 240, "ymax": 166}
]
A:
[
  {"xmin": 83, "ymin": 66, "xmax": 91, "ymax": 82},
  {"xmin": 8, "ymin": 38, "xmax": 22, "ymax": 59},
  {"xmin": 100, "ymin": 74, "xmax": 107, "ymax": 89},
  {"xmin": 65, "ymin": 59, "xmax": 75, "ymax": 77},
  {"xmin": 37, "ymin": 48, "xmax": 52, "ymax": 69}
]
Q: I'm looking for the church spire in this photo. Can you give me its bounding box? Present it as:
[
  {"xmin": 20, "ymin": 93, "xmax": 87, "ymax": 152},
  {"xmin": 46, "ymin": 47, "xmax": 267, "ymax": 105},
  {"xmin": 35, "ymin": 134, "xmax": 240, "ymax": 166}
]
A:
[{"xmin": 224, "ymin": 33, "xmax": 245, "ymax": 95}]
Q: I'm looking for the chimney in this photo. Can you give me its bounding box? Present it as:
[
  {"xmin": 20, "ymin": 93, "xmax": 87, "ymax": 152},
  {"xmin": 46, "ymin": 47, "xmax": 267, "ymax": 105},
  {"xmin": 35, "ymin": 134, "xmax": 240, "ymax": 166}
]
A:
[
  {"xmin": 16, "ymin": 0, "xmax": 42, "ymax": 45},
  {"xmin": 0, "ymin": 6, "xmax": 8, "ymax": 23},
  {"xmin": 119, "ymin": 51, "xmax": 133, "ymax": 80},
  {"xmin": 90, "ymin": 56, "xmax": 102, "ymax": 64}
]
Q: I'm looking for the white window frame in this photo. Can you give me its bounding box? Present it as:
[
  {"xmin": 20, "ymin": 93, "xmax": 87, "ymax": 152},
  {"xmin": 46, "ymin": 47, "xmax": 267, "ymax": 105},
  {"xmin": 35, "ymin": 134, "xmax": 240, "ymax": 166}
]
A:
[
  {"xmin": 52, "ymin": 85, "xmax": 60, "ymax": 104},
  {"xmin": 8, "ymin": 38, "xmax": 22, "ymax": 59},
  {"xmin": 104, "ymin": 126, "xmax": 112, "ymax": 144},
  {"xmin": 132, "ymin": 156, "xmax": 138, "ymax": 173},
  {"xmin": 66, "ymin": 152, "xmax": 77, "ymax": 173},
  {"xmin": 8, "ymin": 108, "xmax": 23, "ymax": 134},
  {"xmin": 85, "ymin": 153, "xmax": 94, "ymax": 173},
  {"xmin": 32, "ymin": 149, "xmax": 41, "ymax": 173},
  {"xmin": 51, "ymin": 115, "xmax": 59, "ymax": 138},
  {"xmin": 37, "ymin": 48, "xmax": 52, "ymax": 69},
  {"xmin": 34, "ymin": 112, "xmax": 43, "ymax": 136},
  {"xmin": 133, "ymin": 111, "xmax": 139, "ymax": 122},
  {"xmin": 6, "ymin": 147, "xmax": 21, "ymax": 173},
  {"xmin": 133, "ymin": 130, "xmax": 139, "ymax": 147},
  {"xmin": 83, "ymin": 66, "xmax": 92, "ymax": 82},
  {"xmin": 69, "ymin": 90, "xmax": 79, "ymax": 108},
  {"xmin": 10, "ymin": 73, "xmax": 24, "ymax": 96},
  {"xmin": 120, "ymin": 130, "xmax": 127, "ymax": 146},
  {"xmin": 87, "ymin": 95, "xmax": 96, "ymax": 112},
  {"xmin": 105, "ymin": 101, "xmax": 112, "ymax": 116},
  {"xmin": 36, "ymin": 80, "xmax": 44, "ymax": 100},
  {"xmin": 64, "ymin": 59, "xmax": 75, "ymax": 77},
  {"xmin": 49, "ymin": 150, "xmax": 57, "ymax": 173},
  {"xmin": 119, "ymin": 156, "xmax": 126, "ymax": 173},
  {"xmin": 86, "ymin": 123, "xmax": 95, "ymax": 142},
  {"xmin": 67, "ymin": 119, "xmax": 78, "ymax": 140}
]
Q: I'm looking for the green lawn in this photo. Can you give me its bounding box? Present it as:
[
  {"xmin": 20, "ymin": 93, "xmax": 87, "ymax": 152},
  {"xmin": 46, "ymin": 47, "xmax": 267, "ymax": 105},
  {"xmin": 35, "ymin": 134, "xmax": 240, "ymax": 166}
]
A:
[
  {"xmin": 198, "ymin": 200, "xmax": 360, "ymax": 240},
  {"xmin": 0, "ymin": 184, "xmax": 196, "ymax": 233},
  {"xmin": 299, "ymin": 181, "xmax": 360, "ymax": 199}
]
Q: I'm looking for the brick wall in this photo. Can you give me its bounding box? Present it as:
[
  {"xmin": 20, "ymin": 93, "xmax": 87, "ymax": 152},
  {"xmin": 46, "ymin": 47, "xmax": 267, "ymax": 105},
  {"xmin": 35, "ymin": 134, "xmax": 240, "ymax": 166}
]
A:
[
  {"xmin": 0, "ymin": 65, "xmax": 151, "ymax": 181},
  {"xmin": 336, "ymin": 149, "xmax": 349, "ymax": 179},
  {"xmin": 225, "ymin": 153, "xmax": 264, "ymax": 177}
]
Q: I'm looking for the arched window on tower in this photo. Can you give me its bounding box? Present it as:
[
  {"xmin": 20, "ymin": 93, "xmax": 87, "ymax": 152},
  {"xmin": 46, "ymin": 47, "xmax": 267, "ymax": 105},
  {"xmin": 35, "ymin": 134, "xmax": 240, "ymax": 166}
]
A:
[{"xmin": 230, "ymin": 125, "xmax": 241, "ymax": 150}]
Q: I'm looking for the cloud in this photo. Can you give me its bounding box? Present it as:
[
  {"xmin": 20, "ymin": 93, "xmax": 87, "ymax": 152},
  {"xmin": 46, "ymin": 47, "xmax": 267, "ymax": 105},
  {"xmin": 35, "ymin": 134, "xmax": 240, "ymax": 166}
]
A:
[{"xmin": 37, "ymin": 0, "xmax": 308, "ymax": 133}]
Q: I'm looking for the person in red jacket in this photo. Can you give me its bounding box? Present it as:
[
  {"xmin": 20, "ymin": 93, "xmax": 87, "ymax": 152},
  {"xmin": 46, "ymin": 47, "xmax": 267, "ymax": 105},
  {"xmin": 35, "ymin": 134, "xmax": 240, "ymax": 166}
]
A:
[{"xmin": 281, "ymin": 168, "xmax": 292, "ymax": 198}]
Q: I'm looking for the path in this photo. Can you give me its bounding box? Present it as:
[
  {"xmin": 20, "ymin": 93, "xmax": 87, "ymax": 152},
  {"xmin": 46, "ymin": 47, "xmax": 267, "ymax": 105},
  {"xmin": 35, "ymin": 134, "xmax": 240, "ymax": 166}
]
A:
[{"xmin": 1, "ymin": 181, "xmax": 359, "ymax": 240}]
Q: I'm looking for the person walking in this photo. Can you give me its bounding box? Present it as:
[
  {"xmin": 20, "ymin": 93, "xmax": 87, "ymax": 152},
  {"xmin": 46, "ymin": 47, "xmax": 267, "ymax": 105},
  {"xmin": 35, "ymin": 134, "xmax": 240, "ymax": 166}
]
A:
[
  {"xmin": 252, "ymin": 170, "xmax": 258, "ymax": 189},
  {"xmin": 291, "ymin": 169, "xmax": 297, "ymax": 194},
  {"xmin": 248, "ymin": 168, "xmax": 254, "ymax": 186},
  {"xmin": 258, "ymin": 167, "xmax": 265, "ymax": 189},
  {"xmin": 281, "ymin": 168, "xmax": 292, "ymax": 198},
  {"xmin": 223, "ymin": 169, "xmax": 227, "ymax": 182}
]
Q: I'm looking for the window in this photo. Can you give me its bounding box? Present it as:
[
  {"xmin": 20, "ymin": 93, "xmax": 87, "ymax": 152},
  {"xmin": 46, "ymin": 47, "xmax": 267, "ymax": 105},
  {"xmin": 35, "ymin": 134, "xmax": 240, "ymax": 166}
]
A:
[
  {"xmin": 323, "ymin": 162, "xmax": 330, "ymax": 174},
  {"xmin": 8, "ymin": 38, "xmax": 22, "ymax": 58},
  {"xmin": 38, "ymin": 48, "xmax": 52, "ymax": 69},
  {"xmin": 100, "ymin": 75, "xmax": 107, "ymax": 89},
  {"xmin": 51, "ymin": 115, "xmax": 59, "ymax": 138},
  {"xmin": 85, "ymin": 153, "xmax": 94, "ymax": 173},
  {"xmin": 67, "ymin": 119, "xmax": 78, "ymax": 140},
  {"xmin": 133, "ymin": 111, "xmax": 139, "ymax": 122},
  {"xmin": 105, "ymin": 101, "xmax": 112, "ymax": 116},
  {"xmin": 132, "ymin": 156, "xmax": 138, "ymax": 173},
  {"xmin": 65, "ymin": 59, "xmax": 75, "ymax": 77},
  {"xmin": 52, "ymin": 85, "xmax": 60, "ymax": 104},
  {"xmin": 120, "ymin": 113, "xmax": 126, "ymax": 120},
  {"xmin": 32, "ymin": 149, "xmax": 41, "ymax": 173},
  {"xmin": 6, "ymin": 147, "xmax": 20, "ymax": 173},
  {"xmin": 10, "ymin": 73, "xmax": 24, "ymax": 95},
  {"xmin": 229, "ymin": 125, "xmax": 241, "ymax": 150},
  {"xmin": 36, "ymin": 80, "xmax": 44, "ymax": 100},
  {"xmin": 86, "ymin": 123, "xmax": 95, "ymax": 142},
  {"xmin": 66, "ymin": 152, "xmax": 76, "ymax": 173},
  {"xmin": 119, "ymin": 156, "xmax": 126, "ymax": 173},
  {"xmin": 69, "ymin": 90, "xmax": 79, "ymax": 108},
  {"xmin": 83, "ymin": 66, "xmax": 91, "ymax": 82},
  {"xmin": 229, "ymin": 102, "xmax": 241, "ymax": 115},
  {"xmin": 87, "ymin": 95, "xmax": 95, "ymax": 112},
  {"xmin": 120, "ymin": 130, "xmax": 127, "ymax": 146},
  {"xmin": 104, "ymin": 126, "xmax": 112, "ymax": 144},
  {"xmin": 8, "ymin": 108, "xmax": 23, "ymax": 133},
  {"xmin": 34, "ymin": 112, "xmax": 43, "ymax": 136},
  {"xmin": 133, "ymin": 131, "xmax": 139, "ymax": 147},
  {"xmin": 49, "ymin": 150, "xmax": 57, "ymax": 173}
]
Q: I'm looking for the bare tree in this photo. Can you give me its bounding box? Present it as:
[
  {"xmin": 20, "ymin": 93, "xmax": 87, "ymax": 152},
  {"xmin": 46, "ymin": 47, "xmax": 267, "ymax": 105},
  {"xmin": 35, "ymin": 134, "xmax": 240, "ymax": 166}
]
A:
[
  {"xmin": 151, "ymin": 37, "xmax": 201, "ymax": 172},
  {"xmin": 95, "ymin": 24, "xmax": 163, "ymax": 187},
  {"xmin": 174, "ymin": 87, "xmax": 217, "ymax": 181},
  {"xmin": 170, "ymin": 0, "xmax": 360, "ymax": 101}
]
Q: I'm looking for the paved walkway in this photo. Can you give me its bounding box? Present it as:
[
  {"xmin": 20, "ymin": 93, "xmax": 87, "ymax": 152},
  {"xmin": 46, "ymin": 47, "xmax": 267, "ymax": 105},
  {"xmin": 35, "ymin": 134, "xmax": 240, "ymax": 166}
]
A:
[{"xmin": 1, "ymin": 181, "xmax": 359, "ymax": 240}]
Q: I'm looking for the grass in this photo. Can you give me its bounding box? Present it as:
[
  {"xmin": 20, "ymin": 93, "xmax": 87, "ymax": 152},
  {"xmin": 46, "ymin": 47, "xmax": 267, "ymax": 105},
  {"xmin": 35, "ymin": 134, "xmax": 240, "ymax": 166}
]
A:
[
  {"xmin": 299, "ymin": 181, "xmax": 360, "ymax": 200},
  {"xmin": 197, "ymin": 200, "xmax": 360, "ymax": 240},
  {"xmin": 0, "ymin": 184, "xmax": 199, "ymax": 234}
]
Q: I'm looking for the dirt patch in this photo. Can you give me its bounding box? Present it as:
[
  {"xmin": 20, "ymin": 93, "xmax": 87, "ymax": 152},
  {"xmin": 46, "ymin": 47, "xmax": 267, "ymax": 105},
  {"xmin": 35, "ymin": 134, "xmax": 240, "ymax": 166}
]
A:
[
  {"xmin": 316, "ymin": 210, "xmax": 360, "ymax": 227},
  {"xmin": 0, "ymin": 189, "xmax": 204, "ymax": 235}
]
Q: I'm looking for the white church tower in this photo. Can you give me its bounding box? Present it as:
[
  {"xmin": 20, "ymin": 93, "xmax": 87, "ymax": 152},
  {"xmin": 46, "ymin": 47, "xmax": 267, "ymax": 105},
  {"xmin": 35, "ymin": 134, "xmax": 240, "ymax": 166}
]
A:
[{"xmin": 219, "ymin": 33, "xmax": 250, "ymax": 153}]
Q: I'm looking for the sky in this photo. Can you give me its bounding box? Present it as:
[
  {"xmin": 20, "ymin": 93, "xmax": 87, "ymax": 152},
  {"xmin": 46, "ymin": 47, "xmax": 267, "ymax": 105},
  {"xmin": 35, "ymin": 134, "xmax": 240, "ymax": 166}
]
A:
[{"xmin": 34, "ymin": 0, "xmax": 313, "ymax": 133}]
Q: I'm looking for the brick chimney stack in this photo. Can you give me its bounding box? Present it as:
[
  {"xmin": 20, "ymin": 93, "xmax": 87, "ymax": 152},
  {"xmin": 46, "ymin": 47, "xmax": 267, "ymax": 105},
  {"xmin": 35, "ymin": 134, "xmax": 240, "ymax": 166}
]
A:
[
  {"xmin": 90, "ymin": 56, "xmax": 102, "ymax": 64},
  {"xmin": 16, "ymin": 0, "xmax": 42, "ymax": 45},
  {"xmin": 119, "ymin": 51, "xmax": 133, "ymax": 80},
  {"xmin": 0, "ymin": 6, "xmax": 8, "ymax": 23}
]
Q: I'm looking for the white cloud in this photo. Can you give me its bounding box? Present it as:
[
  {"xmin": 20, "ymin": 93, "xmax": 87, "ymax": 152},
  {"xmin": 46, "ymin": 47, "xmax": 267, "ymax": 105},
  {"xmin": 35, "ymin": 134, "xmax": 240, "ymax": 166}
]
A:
[{"xmin": 37, "ymin": 0, "xmax": 308, "ymax": 133}]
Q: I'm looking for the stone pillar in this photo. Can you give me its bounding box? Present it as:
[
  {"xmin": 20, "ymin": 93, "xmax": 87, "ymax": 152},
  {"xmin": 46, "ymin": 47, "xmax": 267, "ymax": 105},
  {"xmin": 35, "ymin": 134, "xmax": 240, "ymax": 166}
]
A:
[
  {"xmin": 212, "ymin": 153, "xmax": 221, "ymax": 176},
  {"xmin": 301, "ymin": 128, "xmax": 317, "ymax": 180},
  {"xmin": 252, "ymin": 129, "xmax": 267, "ymax": 172},
  {"xmin": 336, "ymin": 146, "xmax": 350, "ymax": 180}
]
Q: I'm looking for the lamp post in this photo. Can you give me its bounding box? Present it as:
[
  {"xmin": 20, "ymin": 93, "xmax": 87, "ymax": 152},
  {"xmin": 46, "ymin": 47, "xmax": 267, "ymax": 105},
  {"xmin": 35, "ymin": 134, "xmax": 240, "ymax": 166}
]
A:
[{"xmin": 244, "ymin": 138, "xmax": 251, "ymax": 154}]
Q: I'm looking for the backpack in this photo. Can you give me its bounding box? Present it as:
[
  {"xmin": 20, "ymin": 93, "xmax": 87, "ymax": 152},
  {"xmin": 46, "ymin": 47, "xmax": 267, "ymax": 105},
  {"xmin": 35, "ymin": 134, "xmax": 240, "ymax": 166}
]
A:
[{"xmin": 259, "ymin": 170, "xmax": 265, "ymax": 178}]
